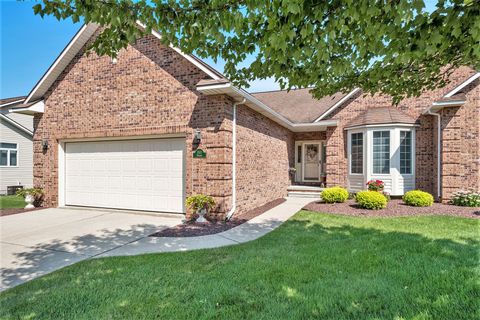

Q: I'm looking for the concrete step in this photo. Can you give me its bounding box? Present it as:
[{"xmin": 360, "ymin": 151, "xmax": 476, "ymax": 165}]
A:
[{"xmin": 287, "ymin": 191, "xmax": 322, "ymax": 199}]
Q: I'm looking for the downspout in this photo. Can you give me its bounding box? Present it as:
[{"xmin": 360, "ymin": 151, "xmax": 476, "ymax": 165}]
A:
[
  {"xmin": 426, "ymin": 109, "xmax": 442, "ymax": 201},
  {"xmin": 226, "ymin": 98, "xmax": 246, "ymax": 221}
]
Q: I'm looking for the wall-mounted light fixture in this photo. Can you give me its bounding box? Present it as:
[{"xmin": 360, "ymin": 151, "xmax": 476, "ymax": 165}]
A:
[
  {"xmin": 42, "ymin": 139, "xmax": 49, "ymax": 151},
  {"xmin": 193, "ymin": 129, "xmax": 202, "ymax": 145}
]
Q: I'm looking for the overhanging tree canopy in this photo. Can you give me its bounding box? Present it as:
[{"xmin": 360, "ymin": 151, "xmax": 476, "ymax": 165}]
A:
[{"xmin": 33, "ymin": 0, "xmax": 480, "ymax": 102}]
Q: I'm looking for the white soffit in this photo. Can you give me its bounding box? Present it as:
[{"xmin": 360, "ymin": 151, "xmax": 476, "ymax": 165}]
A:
[{"xmin": 9, "ymin": 101, "xmax": 45, "ymax": 115}]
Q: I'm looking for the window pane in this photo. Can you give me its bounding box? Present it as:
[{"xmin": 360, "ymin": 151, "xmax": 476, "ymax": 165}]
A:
[
  {"xmin": 373, "ymin": 131, "xmax": 390, "ymax": 174},
  {"xmin": 0, "ymin": 150, "xmax": 7, "ymax": 166},
  {"xmin": 0, "ymin": 143, "xmax": 17, "ymax": 149},
  {"xmin": 400, "ymin": 131, "xmax": 412, "ymax": 174},
  {"xmin": 297, "ymin": 145, "xmax": 302, "ymax": 163},
  {"xmin": 350, "ymin": 133, "xmax": 363, "ymax": 174},
  {"xmin": 9, "ymin": 150, "xmax": 17, "ymax": 166}
]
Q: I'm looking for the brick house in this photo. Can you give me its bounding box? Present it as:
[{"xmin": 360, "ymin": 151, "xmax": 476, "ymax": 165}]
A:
[{"xmin": 9, "ymin": 23, "xmax": 480, "ymax": 219}]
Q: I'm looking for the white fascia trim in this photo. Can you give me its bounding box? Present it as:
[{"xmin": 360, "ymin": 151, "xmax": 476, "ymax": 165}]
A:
[
  {"xmin": 9, "ymin": 100, "xmax": 45, "ymax": 115},
  {"xmin": 432, "ymin": 100, "xmax": 467, "ymax": 107},
  {"xmin": 344, "ymin": 122, "xmax": 418, "ymax": 131},
  {"xmin": 137, "ymin": 22, "xmax": 221, "ymax": 81},
  {"xmin": 0, "ymin": 98, "xmax": 25, "ymax": 108},
  {"xmin": 0, "ymin": 114, "xmax": 33, "ymax": 136},
  {"xmin": 314, "ymin": 88, "xmax": 361, "ymax": 122},
  {"xmin": 197, "ymin": 83, "xmax": 338, "ymax": 132},
  {"xmin": 444, "ymin": 72, "xmax": 480, "ymax": 97},
  {"xmin": 25, "ymin": 24, "xmax": 97, "ymax": 104}
]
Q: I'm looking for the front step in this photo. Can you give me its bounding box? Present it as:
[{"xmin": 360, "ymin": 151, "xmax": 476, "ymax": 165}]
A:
[
  {"xmin": 287, "ymin": 185, "xmax": 323, "ymax": 199},
  {"xmin": 288, "ymin": 191, "xmax": 322, "ymax": 198}
]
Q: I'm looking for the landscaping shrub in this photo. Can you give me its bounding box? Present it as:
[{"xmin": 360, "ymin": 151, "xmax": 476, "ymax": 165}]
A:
[
  {"xmin": 321, "ymin": 187, "xmax": 349, "ymax": 203},
  {"xmin": 402, "ymin": 190, "xmax": 434, "ymax": 207},
  {"xmin": 185, "ymin": 194, "xmax": 216, "ymax": 211},
  {"xmin": 355, "ymin": 190, "xmax": 387, "ymax": 210},
  {"xmin": 451, "ymin": 190, "xmax": 480, "ymax": 207}
]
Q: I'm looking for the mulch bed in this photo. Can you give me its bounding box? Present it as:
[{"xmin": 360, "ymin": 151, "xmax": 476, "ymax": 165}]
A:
[
  {"xmin": 303, "ymin": 199, "xmax": 480, "ymax": 219},
  {"xmin": 150, "ymin": 198, "xmax": 287, "ymax": 237},
  {"xmin": 0, "ymin": 207, "xmax": 44, "ymax": 217}
]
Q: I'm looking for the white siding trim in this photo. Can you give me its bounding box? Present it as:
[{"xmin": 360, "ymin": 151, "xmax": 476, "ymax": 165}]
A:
[
  {"xmin": 444, "ymin": 72, "xmax": 480, "ymax": 97},
  {"xmin": 314, "ymin": 88, "xmax": 360, "ymax": 122},
  {"xmin": 0, "ymin": 114, "xmax": 33, "ymax": 136}
]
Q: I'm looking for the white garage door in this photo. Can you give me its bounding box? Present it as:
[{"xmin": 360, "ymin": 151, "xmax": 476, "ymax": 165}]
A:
[{"xmin": 65, "ymin": 138, "xmax": 185, "ymax": 213}]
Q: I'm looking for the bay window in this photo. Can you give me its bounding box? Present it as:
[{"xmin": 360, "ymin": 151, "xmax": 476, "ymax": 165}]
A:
[{"xmin": 347, "ymin": 126, "xmax": 416, "ymax": 195}]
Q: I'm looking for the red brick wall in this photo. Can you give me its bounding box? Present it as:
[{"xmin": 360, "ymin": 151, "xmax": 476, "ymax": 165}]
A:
[
  {"xmin": 34, "ymin": 32, "xmax": 235, "ymax": 218},
  {"xmin": 33, "ymin": 31, "xmax": 298, "ymax": 219},
  {"xmin": 235, "ymin": 106, "xmax": 294, "ymax": 213},
  {"xmin": 439, "ymin": 78, "xmax": 480, "ymax": 200},
  {"xmin": 323, "ymin": 67, "xmax": 479, "ymax": 199}
]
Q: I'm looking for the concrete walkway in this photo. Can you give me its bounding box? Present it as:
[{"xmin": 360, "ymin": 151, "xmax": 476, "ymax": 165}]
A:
[
  {"xmin": 1, "ymin": 197, "xmax": 311, "ymax": 290},
  {"xmin": 98, "ymin": 197, "xmax": 312, "ymax": 257}
]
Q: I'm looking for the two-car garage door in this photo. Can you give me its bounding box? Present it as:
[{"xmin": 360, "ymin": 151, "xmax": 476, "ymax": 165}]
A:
[{"xmin": 64, "ymin": 138, "xmax": 185, "ymax": 213}]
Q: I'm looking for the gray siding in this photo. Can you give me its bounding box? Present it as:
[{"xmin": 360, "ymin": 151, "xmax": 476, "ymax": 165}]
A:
[
  {"xmin": 0, "ymin": 119, "xmax": 33, "ymax": 194},
  {"xmin": 2, "ymin": 113, "xmax": 34, "ymax": 131}
]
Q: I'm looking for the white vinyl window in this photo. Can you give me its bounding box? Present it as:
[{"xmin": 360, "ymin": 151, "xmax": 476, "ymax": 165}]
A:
[
  {"xmin": 350, "ymin": 132, "xmax": 363, "ymax": 174},
  {"xmin": 400, "ymin": 131, "xmax": 412, "ymax": 174},
  {"xmin": 372, "ymin": 131, "xmax": 390, "ymax": 174},
  {"xmin": 0, "ymin": 142, "xmax": 18, "ymax": 167}
]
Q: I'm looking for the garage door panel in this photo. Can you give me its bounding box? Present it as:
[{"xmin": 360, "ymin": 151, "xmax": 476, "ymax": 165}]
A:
[{"xmin": 65, "ymin": 138, "xmax": 185, "ymax": 213}]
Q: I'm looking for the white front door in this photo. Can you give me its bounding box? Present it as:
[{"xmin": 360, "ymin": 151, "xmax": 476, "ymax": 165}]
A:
[
  {"xmin": 64, "ymin": 138, "xmax": 185, "ymax": 213},
  {"xmin": 302, "ymin": 142, "xmax": 321, "ymax": 182}
]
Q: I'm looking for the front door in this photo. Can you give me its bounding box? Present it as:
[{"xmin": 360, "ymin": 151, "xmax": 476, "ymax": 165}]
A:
[{"xmin": 302, "ymin": 143, "xmax": 321, "ymax": 182}]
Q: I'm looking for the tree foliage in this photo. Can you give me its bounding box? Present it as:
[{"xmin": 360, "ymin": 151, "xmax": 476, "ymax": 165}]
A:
[{"xmin": 33, "ymin": 0, "xmax": 480, "ymax": 102}]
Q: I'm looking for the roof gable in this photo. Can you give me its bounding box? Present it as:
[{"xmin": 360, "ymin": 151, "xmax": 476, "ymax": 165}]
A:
[{"xmin": 25, "ymin": 23, "xmax": 225, "ymax": 104}]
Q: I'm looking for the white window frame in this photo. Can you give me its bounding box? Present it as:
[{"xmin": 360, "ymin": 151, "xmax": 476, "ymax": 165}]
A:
[
  {"xmin": 372, "ymin": 130, "xmax": 391, "ymax": 175},
  {"xmin": 399, "ymin": 130, "xmax": 413, "ymax": 175},
  {"xmin": 0, "ymin": 142, "xmax": 19, "ymax": 167},
  {"xmin": 349, "ymin": 131, "xmax": 364, "ymax": 175}
]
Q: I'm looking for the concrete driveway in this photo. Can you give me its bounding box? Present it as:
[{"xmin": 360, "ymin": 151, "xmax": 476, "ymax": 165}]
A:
[{"xmin": 0, "ymin": 207, "xmax": 182, "ymax": 291}]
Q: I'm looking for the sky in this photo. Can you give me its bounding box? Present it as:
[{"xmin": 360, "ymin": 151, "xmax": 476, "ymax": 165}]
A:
[{"xmin": 0, "ymin": 0, "xmax": 438, "ymax": 99}]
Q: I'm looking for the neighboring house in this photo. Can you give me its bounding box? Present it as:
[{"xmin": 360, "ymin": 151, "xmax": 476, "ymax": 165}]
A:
[
  {"xmin": 9, "ymin": 23, "xmax": 479, "ymax": 218},
  {"xmin": 0, "ymin": 96, "xmax": 34, "ymax": 194}
]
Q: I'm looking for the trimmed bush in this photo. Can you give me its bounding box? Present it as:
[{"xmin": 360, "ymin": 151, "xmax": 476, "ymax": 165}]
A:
[
  {"xmin": 321, "ymin": 187, "xmax": 349, "ymax": 203},
  {"xmin": 355, "ymin": 191, "xmax": 387, "ymax": 210},
  {"xmin": 402, "ymin": 190, "xmax": 434, "ymax": 207}
]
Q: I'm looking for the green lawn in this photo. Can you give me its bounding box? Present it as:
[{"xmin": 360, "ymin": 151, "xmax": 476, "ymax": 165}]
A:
[
  {"xmin": 0, "ymin": 195, "xmax": 24, "ymax": 209},
  {"xmin": 1, "ymin": 211, "xmax": 478, "ymax": 319}
]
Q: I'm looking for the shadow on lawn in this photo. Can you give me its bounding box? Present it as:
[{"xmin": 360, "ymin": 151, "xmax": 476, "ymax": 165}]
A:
[{"xmin": 1, "ymin": 217, "xmax": 479, "ymax": 319}]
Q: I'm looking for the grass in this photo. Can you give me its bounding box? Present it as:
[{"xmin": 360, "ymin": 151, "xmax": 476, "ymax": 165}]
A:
[
  {"xmin": 0, "ymin": 195, "xmax": 24, "ymax": 209},
  {"xmin": 0, "ymin": 211, "xmax": 478, "ymax": 319}
]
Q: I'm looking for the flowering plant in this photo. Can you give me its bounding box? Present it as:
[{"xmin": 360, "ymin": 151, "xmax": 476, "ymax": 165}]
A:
[
  {"xmin": 366, "ymin": 180, "xmax": 384, "ymax": 192},
  {"xmin": 451, "ymin": 190, "xmax": 480, "ymax": 207}
]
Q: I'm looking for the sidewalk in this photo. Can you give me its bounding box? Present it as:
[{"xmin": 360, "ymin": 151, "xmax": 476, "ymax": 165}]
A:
[{"xmin": 97, "ymin": 197, "xmax": 312, "ymax": 258}]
